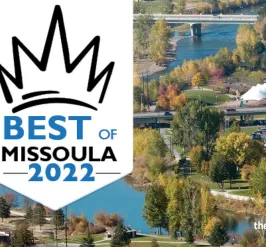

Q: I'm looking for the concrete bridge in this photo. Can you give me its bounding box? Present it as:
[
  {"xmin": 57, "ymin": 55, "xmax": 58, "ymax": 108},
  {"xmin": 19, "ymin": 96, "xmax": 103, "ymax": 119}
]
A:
[
  {"xmin": 133, "ymin": 14, "xmax": 259, "ymax": 36},
  {"xmin": 134, "ymin": 107, "xmax": 266, "ymax": 125}
]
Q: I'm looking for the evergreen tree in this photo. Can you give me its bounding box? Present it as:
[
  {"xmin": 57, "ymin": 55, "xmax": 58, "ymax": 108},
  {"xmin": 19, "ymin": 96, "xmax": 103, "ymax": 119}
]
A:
[
  {"xmin": 33, "ymin": 203, "xmax": 46, "ymax": 229},
  {"xmin": 25, "ymin": 206, "xmax": 33, "ymax": 222},
  {"xmin": 11, "ymin": 222, "xmax": 34, "ymax": 247},
  {"xmin": 81, "ymin": 231, "xmax": 95, "ymax": 247},
  {"xmin": 0, "ymin": 197, "xmax": 10, "ymax": 222},
  {"xmin": 151, "ymin": 238, "xmax": 160, "ymax": 247},
  {"xmin": 111, "ymin": 221, "xmax": 131, "ymax": 247},
  {"xmin": 207, "ymin": 223, "xmax": 229, "ymax": 247},
  {"xmin": 52, "ymin": 209, "xmax": 65, "ymax": 244}
]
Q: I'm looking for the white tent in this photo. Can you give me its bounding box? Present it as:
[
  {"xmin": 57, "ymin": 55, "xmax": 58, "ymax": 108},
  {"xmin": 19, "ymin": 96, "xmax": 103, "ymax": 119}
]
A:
[{"xmin": 241, "ymin": 83, "xmax": 266, "ymax": 101}]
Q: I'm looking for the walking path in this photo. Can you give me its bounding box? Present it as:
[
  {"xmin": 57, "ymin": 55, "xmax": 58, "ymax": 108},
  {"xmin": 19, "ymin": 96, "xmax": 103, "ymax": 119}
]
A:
[{"xmin": 160, "ymin": 128, "xmax": 181, "ymax": 162}]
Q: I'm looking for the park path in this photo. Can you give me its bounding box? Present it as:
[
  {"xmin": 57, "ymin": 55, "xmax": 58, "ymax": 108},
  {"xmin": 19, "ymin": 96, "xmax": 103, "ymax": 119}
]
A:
[{"xmin": 160, "ymin": 128, "xmax": 181, "ymax": 162}]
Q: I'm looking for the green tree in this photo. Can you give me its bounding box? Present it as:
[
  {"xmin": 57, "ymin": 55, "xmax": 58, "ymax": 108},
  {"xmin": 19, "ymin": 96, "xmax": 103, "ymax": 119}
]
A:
[
  {"xmin": 0, "ymin": 197, "xmax": 10, "ymax": 222},
  {"xmin": 111, "ymin": 221, "xmax": 131, "ymax": 247},
  {"xmin": 251, "ymin": 158, "xmax": 266, "ymax": 198},
  {"xmin": 151, "ymin": 238, "xmax": 160, "ymax": 247},
  {"xmin": 148, "ymin": 132, "xmax": 168, "ymax": 157},
  {"xmin": 214, "ymin": 48, "xmax": 235, "ymax": 75},
  {"xmin": 160, "ymin": 0, "xmax": 173, "ymax": 13},
  {"xmin": 181, "ymin": 180, "xmax": 202, "ymax": 243},
  {"xmin": 149, "ymin": 20, "xmax": 171, "ymax": 65},
  {"xmin": 25, "ymin": 206, "xmax": 33, "ymax": 222},
  {"xmin": 229, "ymin": 120, "xmax": 241, "ymax": 133},
  {"xmin": 134, "ymin": 15, "xmax": 152, "ymax": 58},
  {"xmin": 81, "ymin": 230, "xmax": 95, "ymax": 247},
  {"xmin": 11, "ymin": 222, "xmax": 34, "ymax": 247},
  {"xmin": 209, "ymin": 153, "xmax": 236, "ymax": 190},
  {"xmin": 143, "ymin": 183, "xmax": 168, "ymax": 234},
  {"xmin": 174, "ymin": 0, "xmax": 186, "ymax": 13},
  {"xmin": 33, "ymin": 203, "xmax": 46, "ymax": 229},
  {"xmin": 207, "ymin": 222, "xmax": 229, "ymax": 247},
  {"xmin": 52, "ymin": 209, "xmax": 65, "ymax": 244}
]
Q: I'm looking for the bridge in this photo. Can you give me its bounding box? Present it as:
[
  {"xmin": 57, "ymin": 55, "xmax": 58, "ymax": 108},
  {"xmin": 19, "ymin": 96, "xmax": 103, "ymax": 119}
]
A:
[
  {"xmin": 133, "ymin": 107, "xmax": 266, "ymax": 125},
  {"xmin": 133, "ymin": 14, "xmax": 259, "ymax": 36}
]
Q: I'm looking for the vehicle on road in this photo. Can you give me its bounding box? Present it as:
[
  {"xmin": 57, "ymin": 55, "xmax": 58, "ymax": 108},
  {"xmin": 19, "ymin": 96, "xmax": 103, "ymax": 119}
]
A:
[{"xmin": 164, "ymin": 112, "xmax": 173, "ymax": 116}]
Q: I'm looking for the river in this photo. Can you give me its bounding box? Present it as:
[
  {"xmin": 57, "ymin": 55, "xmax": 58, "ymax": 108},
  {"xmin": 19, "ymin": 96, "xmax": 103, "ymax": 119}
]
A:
[{"xmin": 1, "ymin": 4, "xmax": 264, "ymax": 237}]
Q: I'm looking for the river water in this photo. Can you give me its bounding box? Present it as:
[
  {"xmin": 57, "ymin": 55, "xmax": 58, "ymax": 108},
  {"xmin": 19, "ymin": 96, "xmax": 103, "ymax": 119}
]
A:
[{"xmin": 2, "ymin": 5, "xmax": 264, "ymax": 237}]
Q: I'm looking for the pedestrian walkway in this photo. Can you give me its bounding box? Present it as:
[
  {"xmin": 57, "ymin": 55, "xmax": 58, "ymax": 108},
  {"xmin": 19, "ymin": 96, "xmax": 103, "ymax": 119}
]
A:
[{"xmin": 160, "ymin": 128, "xmax": 181, "ymax": 162}]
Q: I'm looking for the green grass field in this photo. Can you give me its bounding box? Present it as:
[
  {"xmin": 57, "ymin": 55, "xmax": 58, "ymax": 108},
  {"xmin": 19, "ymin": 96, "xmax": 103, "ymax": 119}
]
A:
[
  {"xmin": 228, "ymin": 190, "xmax": 253, "ymax": 197},
  {"xmin": 182, "ymin": 167, "xmax": 249, "ymax": 190},
  {"xmin": 220, "ymin": 126, "xmax": 259, "ymax": 136},
  {"xmin": 183, "ymin": 90, "xmax": 231, "ymax": 105}
]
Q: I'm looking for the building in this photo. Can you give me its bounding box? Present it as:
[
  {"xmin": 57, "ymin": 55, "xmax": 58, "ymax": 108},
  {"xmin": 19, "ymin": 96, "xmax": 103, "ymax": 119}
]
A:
[
  {"xmin": 0, "ymin": 232, "xmax": 10, "ymax": 247},
  {"xmin": 105, "ymin": 226, "xmax": 137, "ymax": 239}
]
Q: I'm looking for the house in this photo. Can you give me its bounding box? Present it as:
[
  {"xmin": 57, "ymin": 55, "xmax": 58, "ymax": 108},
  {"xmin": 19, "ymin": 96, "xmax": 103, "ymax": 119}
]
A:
[
  {"xmin": 105, "ymin": 226, "xmax": 137, "ymax": 239},
  {"xmin": 0, "ymin": 232, "xmax": 10, "ymax": 247}
]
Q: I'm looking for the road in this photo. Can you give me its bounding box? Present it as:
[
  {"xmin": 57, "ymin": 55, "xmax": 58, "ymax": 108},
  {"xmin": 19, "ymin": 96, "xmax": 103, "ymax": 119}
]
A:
[{"xmin": 133, "ymin": 14, "xmax": 258, "ymax": 24}]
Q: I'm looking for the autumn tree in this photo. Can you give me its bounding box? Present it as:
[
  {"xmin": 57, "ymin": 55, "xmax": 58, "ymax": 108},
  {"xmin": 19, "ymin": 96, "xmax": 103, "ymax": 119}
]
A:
[
  {"xmin": 215, "ymin": 132, "xmax": 264, "ymax": 166},
  {"xmin": 204, "ymin": 217, "xmax": 222, "ymax": 236},
  {"xmin": 149, "ymin": 20, "xmax": 171, "ymax": 65},
  {"xmin": 191, "ymin": 72, "xmax": 206, "ymax": 87},
  {"xmin": 174, "ymin": 0, "xmax": 186, "ymax": 13},
  {"xmin": 151, "ymin": 238, "xmax": 160, "ymax": 247},
  {"xmin": 201, "ymin": 185, "xmax": 217, "ymax": 234},
  {"xmin": 189, "ymin": 146, "xmax": 206, "ymax": 172},
  {"xmin": 241, "ymin": 164, "xmax": 256, "ymax": 182}
]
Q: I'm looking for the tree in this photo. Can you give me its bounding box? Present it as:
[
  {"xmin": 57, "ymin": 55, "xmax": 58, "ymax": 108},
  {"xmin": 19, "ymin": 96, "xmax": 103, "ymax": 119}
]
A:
[
  {"xmin": 134, "ymin": 15, "xmax": 152, "ymax": 58},
  {"xmin": 3, "ymin": 192, "xmax": 17, "ymax": 207},
  {"xmin": 263, "ymin": 24, "xmax": 266, "ymax": 40},
  {"xmin": 214, "ymin": 48, "xmax": 235, "ymax": 75},
  {"xmin": 111, "ymin": 221, "xmax": 131, "ymax": 247},
  {"xmin": 33, "ymin": 203, "xmax": 46, "ymax": 229},
  {"xmin": 207, "ymin": 222, "xmax": 229, "ymax": 247},
  {"xmin": 52, "ymin": 209, "xmax": 65, "ymax": 244},
  {"xmin": 0, "ymin": 197, "xmax": 10, "ymax": 222},
  {"xmin": 251, "ymin": 159, "xmax": 266, "ymax": 198},
  {"xmin": 181, "ymin": 180, "xmax": 202, "ymax": 243},
  {"xmin": 216, "ymin": 132, "xmax": 264, "ymax": 166},
  {"xmin": 240, "ymin": 230, "xmax": 259, "ymax": 247},
  {"xmin": 25, "ymin": 206, "xmax": 33, "ymax": 222},
  {"xmin": 229, "ymin": 120, "xmax": 241, "ymax": 133},
  {"xmin": 160, "ymin": 0, "xmax": 173, "ymax": 13},
  {"xmin": 143, "ymin": 183, "xmax": 168, "ymax": 234},
  {"xmin": 204, "ymin": 217, "xmax": 222, "ymax": 236},
  {"xmin": 81, "ymin": 230, "xmax": 95, "ymax": 247},
  {"xmin": 189, "ymin": 146, "xmax": 206, "ymax": 172},
  {"xmin": 191, "ymin": 72, "xmax": 206, "ymax": 87},
  {"xmin": 151, "ymin": 238, "xmax": 160, "ymax": 247},
  {"xmin": 174, "ymin": 0, "xmax": 186, "ymax": 13},
  {"xmin": 209, "ymin": 153, "xmax": 237, "ymax": 190},
  {"xmin": 241, "ymin": 164, "xmax": 256, "ymax": 182},
  {"xmin": 149, "ymin": 20, "xmax": 171, "ymax": 65},
  {"xmin": 11, "ymin": 221, "xmax": 34, "ymax": 247}
]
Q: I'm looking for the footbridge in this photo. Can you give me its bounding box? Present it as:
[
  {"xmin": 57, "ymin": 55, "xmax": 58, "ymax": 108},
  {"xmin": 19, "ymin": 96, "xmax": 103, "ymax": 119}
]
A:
[{"xmin": 133, "ymin": 14, "xmax": 259, "ymax": 36}]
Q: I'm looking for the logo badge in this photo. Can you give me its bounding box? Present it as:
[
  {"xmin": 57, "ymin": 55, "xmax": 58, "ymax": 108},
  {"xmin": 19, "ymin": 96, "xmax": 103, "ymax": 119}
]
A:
[{"xmin": 0, "ymin": 1, "xmax": 133, "ymax": 210}]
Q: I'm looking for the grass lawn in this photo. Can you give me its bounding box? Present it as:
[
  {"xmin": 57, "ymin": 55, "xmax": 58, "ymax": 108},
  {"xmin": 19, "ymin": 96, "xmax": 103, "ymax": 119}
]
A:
[
  {"xmin": 220, "ymin": 126, "xmax": 259, "ymax": 136},
  {"xmin": 134, "ymin": 235, "xmax": 182, "ymax": 242},
  {"xmin": 182, "ymin": 167, "xmax": 249, "ymax": 190},
  {"xmin": 228, "ymin": 189, "xmax": 253, "ymax": 197},
  {"xmin": 137, "ymin": 0, "xmax": 167, "ymax": 13},
  {"xmin": 131, "ymin": 244, "xmax": 210, "ymax": 247},
  {"xmin": 183, "ymin": 90, "xmax": 231, "ymax": 105}
]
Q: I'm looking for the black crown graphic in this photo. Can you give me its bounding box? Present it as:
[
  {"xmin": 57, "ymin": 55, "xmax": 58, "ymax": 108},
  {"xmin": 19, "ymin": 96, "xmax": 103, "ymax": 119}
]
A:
[{"xmin": 0, "ymin": 5, "xmax": 115, "ymax": 113}]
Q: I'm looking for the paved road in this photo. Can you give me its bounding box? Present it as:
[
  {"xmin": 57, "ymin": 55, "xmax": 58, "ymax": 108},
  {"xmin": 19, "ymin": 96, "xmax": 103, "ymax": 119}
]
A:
[{"xmin": 134, "ymin": 14, "xmax": 258, "ymax": 24}]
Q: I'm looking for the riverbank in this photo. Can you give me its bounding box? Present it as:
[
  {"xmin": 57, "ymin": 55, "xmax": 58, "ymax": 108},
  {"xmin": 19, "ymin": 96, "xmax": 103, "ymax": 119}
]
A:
[{"xmin": 135, "ymin": 36, "xmax": 185, "ymax": 76}]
